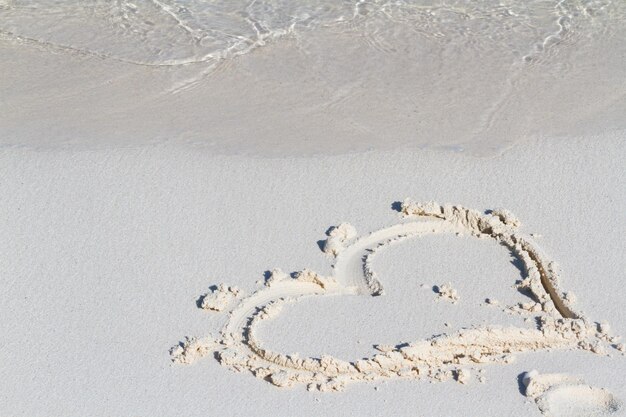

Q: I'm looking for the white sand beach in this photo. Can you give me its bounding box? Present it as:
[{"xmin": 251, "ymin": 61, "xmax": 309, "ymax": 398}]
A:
[
  {"xmin": 2, "ymin": 137, "xmax": 625, "ymax": 416},
  {"xmin": 1, "ymin": 1, "xmax": 625, "ymax": 416}
]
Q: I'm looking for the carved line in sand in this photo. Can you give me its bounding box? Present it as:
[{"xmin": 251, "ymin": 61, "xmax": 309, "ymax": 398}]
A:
[{"xmin": 171, "ymin": 200, "xmax": 622, "ymax": 392}]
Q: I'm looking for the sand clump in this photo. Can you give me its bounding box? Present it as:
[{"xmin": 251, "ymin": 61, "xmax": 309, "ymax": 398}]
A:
[
  {"xmin": 292, "ymin": 269, "xmax": 337, "ymax": 289},
  {"xmin": 455, "ymin": 369, "xmax": 471, "ymax": 384},
  {"xmin": 489, "ymin": 208, "xmax": 521, "ymax": 228},
  {"xmin": 170, "ymin": 336, "xmax": 216, "ymax": 365},
  {"xmin": 172, "ymin": 201, "xmax": 619, "ymax": 391},
  {"xmin": 263, "ymin": 268, "xmax": 290, "ymax": 287},
  {"xmin": 323, "ymin": 223, "xmax": 357, "ymax": 257},
  {"xmin": 199, "ymin": 284, "xmax": 241, "ymax": 311},
  {"xmin": 477, "ymin": 369, "xmax": 487, "ymax": 383},
  {"xmin": 435, "ymin": 283, "xmax": 460, "ymax": 303}
]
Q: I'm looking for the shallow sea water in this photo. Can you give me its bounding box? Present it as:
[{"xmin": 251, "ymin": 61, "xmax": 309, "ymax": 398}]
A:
[{"xmin": 1, "ymin": 0, "xmax": 625, "ymax": 154}]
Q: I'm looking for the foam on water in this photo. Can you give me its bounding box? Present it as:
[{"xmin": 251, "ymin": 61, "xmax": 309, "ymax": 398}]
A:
[{"xmin": 2, "ymin": 0, "xmax": 623, "ymax": 66}]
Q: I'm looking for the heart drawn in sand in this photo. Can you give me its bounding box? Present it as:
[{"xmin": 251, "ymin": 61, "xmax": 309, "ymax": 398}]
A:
[{"xmin": 171, "ymin": 200, "xmax": 620, "ymax": 392}]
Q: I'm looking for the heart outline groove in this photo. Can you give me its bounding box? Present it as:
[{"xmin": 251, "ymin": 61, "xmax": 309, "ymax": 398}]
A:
[{"xmin": 171, "ymin": 200, "xmax": 621, "ymax": 391}]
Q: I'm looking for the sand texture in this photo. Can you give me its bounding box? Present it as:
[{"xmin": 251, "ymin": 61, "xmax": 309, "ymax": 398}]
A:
[{"xmin": 1, "ymin": 137, "xmax": 625, "ymax": 416}]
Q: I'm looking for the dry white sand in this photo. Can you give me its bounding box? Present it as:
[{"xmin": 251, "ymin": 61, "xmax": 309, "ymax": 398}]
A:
[{"xmin": 1, "ymin": 135, "xmax": 625, "ymax": 416}]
